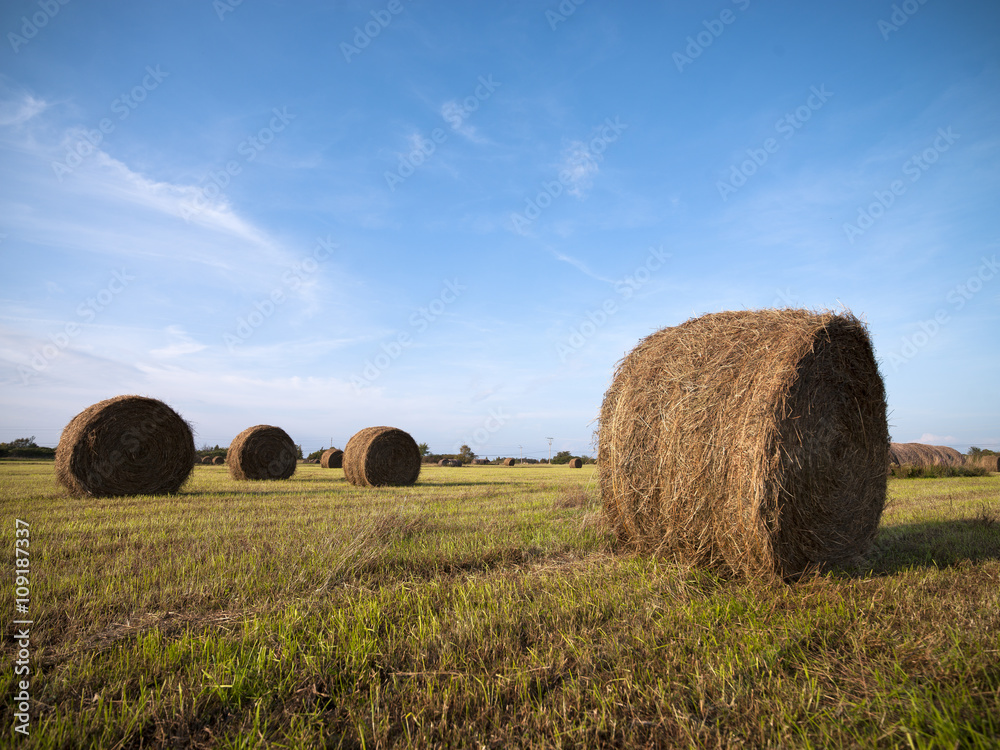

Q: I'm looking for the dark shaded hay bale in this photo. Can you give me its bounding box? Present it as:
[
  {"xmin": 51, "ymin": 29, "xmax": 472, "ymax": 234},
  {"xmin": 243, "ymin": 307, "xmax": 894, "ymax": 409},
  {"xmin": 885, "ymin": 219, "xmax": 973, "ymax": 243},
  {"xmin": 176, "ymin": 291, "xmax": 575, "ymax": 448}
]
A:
[
  {"xmin": 55, "ymin": 395, "xmax": 195, "ymax": 497},
  {"xmin": 599, "ymin": 309, "xmax": 889, "ymax": 580},
  {"xmin": 201, "ymin": 456, "xmax": 212, "ymax": 464},
  {"xmin": 343, "ymin": 426, "xmax": 421, "ymax": 487},
  {"xmin": 212, "ymin": 456, "xmax": 225, "ymax": 465},
  {"xmin": 227, "ymin": 425, "xmax": 297, "ymax": 480},
  {"xmin": 320, "ymin": 448, "xmax": 343, "ymax": 469},
  {"xmin": 568, "ymin": 458, "xmax": 583, "ymax": 468},
  {"xmin": 503, "ymin": 457, "xmax": 516, "ymax": 467}
]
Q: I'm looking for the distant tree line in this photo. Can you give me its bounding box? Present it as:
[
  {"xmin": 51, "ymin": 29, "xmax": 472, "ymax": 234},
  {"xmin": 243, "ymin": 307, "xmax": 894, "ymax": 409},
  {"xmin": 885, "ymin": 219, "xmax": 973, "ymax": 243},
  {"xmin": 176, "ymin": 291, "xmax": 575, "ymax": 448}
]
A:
[{"xmin": 0, "ymin": 437, "xmax": 55, "ymax": 459}]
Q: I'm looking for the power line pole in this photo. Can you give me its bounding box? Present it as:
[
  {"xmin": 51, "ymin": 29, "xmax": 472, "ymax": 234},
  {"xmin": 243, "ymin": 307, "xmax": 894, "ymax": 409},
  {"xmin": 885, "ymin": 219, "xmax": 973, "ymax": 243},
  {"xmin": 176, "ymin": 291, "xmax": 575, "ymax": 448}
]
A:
[{"xmin": 546, "ymin": 437, "xmax": 553, "ymax": 463}]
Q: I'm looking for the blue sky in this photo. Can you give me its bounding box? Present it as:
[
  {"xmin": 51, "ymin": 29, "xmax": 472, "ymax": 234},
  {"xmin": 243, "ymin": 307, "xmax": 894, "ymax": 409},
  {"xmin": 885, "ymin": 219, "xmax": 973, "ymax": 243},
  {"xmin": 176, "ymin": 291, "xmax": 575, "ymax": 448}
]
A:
[{"xmin": 1, "ymin": 0, "xmax": 998, "ymax": 458}]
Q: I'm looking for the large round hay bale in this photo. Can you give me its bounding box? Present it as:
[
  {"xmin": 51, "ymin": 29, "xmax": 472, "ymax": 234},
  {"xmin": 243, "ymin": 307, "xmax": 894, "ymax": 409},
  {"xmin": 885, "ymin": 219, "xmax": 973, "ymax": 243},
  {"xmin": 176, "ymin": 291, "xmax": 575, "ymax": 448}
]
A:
[
  {"xmin": 320, "ymin": 448, "xmax": 343, "ymax": 469},
  {"xmin": 599, "ymin": 309, "xmax": 889, "ymax": 580},
  {"xmin": 55, "ymin": 395, "xmax": 195, "ymax": 497},
  {"xmin": 227, "ymin": 425, "xmax": 297, "ymax": 480},
  {"xmin": 568, "ymin": 458, "xmax": 583, "ymax": 468},
  {"xmin": 343, "ymin": 426, "xmax": 421, "ymax": 487},
  {"xmin": 503, "ymin": 457, "xmax": 516, "ymax": 466},
  {"xmin": 201, "ymin": 456, "xmax": 212, "ymax": 465},
  {"xmin": 212, "ymin": 456, "xmax": 225, "ymax": 465}
]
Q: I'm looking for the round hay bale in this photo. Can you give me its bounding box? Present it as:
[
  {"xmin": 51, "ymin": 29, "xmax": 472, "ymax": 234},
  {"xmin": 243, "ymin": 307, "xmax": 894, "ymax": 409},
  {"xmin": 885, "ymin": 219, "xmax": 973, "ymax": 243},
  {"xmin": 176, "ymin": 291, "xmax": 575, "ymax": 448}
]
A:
[
  {"xmin": 503, "ymin": 457, "xmax": 516, "ymax": 467},
  {"xmin": 343, "ymin": 426, "xmax": 421, "ymax": 487},
  {"xmin": 320, "ymin": 448, "xmax": 343, "ymax": 469},
  {"xmin": 212, "ymin": 456, "xmax": 225, "ymax": 465},
  {"xmin": 201, "ymin": 456, "xmax": 212, "ymax": 465},
  {"xmin": 890, "ymin": 442, "xmax": 963, "ymax": 467},
  {"xmin": 978, "ymin": 455, "xmax": 1000, "ymax": 471},
  {"xmin": 437, "ymin": 458, "xmax": 449, "ymax": 466},
  {"xmin": 55, "ymin": 395, "xmax": 195, "ymax": 498},
  {"xmin": 227, "ymin": 425, "xmax": 297, "ymax": 480},
  {"xmin": 599, "ymin": 309, "xmax": 889, "ymax": 580},
  {"xmin": 568, "ymin": 458, "xmax": 583, "ymax": 468}
]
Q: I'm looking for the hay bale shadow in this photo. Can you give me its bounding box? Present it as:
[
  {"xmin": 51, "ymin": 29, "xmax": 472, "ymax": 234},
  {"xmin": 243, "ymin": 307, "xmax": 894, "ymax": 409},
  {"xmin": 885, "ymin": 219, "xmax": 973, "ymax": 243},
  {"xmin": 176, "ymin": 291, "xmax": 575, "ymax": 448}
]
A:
[{"xmin": 861, "ymin": 510, "xmax": 1000, "ymax": 575}]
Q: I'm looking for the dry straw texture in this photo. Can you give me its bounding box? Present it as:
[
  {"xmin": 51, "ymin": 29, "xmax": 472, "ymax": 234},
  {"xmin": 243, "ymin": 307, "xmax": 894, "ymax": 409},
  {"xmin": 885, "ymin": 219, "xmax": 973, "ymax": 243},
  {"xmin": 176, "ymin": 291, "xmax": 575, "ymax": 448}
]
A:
[
  {"xmin": 227, "ymin": 425, "xmax": 297, "ymax": 480},
  {"xmin": 55, "ymin": 395, "xmax": 195, "ymax": 498},
  {"xmin": 343, "ymin": 426, "xmax": 421, "ymax": 487},
  {"xmin": 888, "ymin": 442, "xmax": 964, "ymax": 467},
  {"xmin": 568, "ymin": 458, "xmax": 583, "ymax": 469},
  {"xmin": 599, "ymin": 309, "xmax": 889, "ymax": 580},
  {"xmin": 320, "ymin": 448, "xmax": 343, "ymax": 469},
  {"xmin": 503, "ymin": 458, "xmax": 516, "ymax": 467}
]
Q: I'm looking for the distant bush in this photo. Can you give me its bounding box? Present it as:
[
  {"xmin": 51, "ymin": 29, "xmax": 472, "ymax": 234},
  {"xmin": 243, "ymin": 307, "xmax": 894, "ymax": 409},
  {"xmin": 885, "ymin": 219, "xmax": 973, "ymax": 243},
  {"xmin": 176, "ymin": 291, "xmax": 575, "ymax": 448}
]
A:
[{"xmin": 890, "ymin": 464, "xmax": 988, "ymax": 479}]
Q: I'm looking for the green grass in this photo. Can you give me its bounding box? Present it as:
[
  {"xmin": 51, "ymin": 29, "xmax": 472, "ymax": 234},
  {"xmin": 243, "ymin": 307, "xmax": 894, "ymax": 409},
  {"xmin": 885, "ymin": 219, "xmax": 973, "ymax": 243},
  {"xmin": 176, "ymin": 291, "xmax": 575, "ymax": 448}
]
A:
[{"xmin": 1, "ymin": 461, "xmax": 998, "ymax": 748}]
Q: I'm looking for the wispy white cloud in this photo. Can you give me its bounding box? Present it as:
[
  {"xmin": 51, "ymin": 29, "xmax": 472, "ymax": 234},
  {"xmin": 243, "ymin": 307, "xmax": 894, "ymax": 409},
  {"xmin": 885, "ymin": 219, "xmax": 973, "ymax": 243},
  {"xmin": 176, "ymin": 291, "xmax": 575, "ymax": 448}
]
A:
[{"xmin": 560, "ymin": 140, "xmax": 600, "ymax": 198}]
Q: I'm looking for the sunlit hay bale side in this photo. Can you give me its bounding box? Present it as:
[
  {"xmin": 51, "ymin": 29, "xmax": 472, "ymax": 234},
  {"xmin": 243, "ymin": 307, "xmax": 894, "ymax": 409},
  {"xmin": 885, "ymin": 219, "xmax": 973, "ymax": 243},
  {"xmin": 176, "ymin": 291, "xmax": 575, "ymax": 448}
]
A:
[
  {"xmin": 212, "ymin": 456, "xmax": 225, "ymax": 465},
  {"xmin": 55, "ymin": 395, "xmax": 195, "ymax": 498},
  {"xmin": 226, "ymin": 425, "xmax": 297, "ymax": 480},
  {"xmin": 568, "ymin": 458, "xmax": 583, "ymax": 468},
  {"xmin": 503, "ymin": 458, "xmax": 516, "ymax": 466},
  {"xmin": 971, "ymin": 454, "xmax": 1000, "ymax": 471},
  {"xmin": 598, "ymin": 309, "xmax": 889, "ymax": 580},
  {"xmin": 343, "ymin": 426, "xmax": 421, "ymax": 487},
  {"xmin": 320, "ymin": 448, "xmax": 343, "ymax": 469}
]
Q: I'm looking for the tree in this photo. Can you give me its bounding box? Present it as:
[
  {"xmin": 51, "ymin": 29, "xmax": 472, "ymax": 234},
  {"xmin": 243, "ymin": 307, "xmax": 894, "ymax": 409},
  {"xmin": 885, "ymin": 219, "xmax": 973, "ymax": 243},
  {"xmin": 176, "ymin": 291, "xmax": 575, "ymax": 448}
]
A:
[
  {"xmin": 458, "ymin": 444, "xmax": 476, "ymax": 463},
  {"xmin": 417, "ymin": 442, "xmax": 430, "ymax": 456},
  {"xmin": 552, "ymin": 450, "xmax": 572, "ymax": 465},
  {"xmin": 4, "ymin": 437, "xmax": 37, "ymax": 449}
]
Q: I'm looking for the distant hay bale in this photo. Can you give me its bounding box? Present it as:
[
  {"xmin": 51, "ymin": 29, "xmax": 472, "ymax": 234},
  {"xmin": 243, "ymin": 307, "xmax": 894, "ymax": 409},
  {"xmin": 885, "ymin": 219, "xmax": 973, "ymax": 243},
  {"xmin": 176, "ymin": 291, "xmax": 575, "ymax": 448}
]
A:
[
  {"xmin": 212, "ymin": 456, "xmax": 225, "ymax": 465},
  {"xmin": 227, "ymin": 425, "xmax": 297, "ymax": 480},
  {"xmin": 503, "ymin": 457, "xmax": 516, "ymax": 466},
  {"xmin": 343, "ymin": 426, "xmax": 421, "ymax": 487},
  {"xmin": 201, "ymin": 456, "xmax": 212, "ymax": 464},
  {"xmin": 971, "ymin": 454, "xmax": 1000, "ymax": 471},
  {"xmin": 599, "ymin": 309, "xmax": 889, "ymax": 580},
  {"xmin": 889, "ymin": 442, "xmax": 963, "ymax": 467},
  {"xmin": 568, "ymin": 458, "xmax": 583, "ymax": 468},
  {"xmin": 320, "ymin": 448, "xmax": 343, "ymax": 469},
  {"xmin": 55, "ymin": 395, "xmax": 195, "ymax": 498},
  {"xmin": 437, "ymin": 458, "xmax": 449, "ymax": 466}
]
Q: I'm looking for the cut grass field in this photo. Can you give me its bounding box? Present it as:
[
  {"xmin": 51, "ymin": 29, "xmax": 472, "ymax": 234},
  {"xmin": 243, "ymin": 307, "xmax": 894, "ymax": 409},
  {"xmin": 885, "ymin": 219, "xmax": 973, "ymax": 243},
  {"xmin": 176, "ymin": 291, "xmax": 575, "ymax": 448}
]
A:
[{"xmin": 1, "ymin": 460, "xmax": 998, "ymax": 748}]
